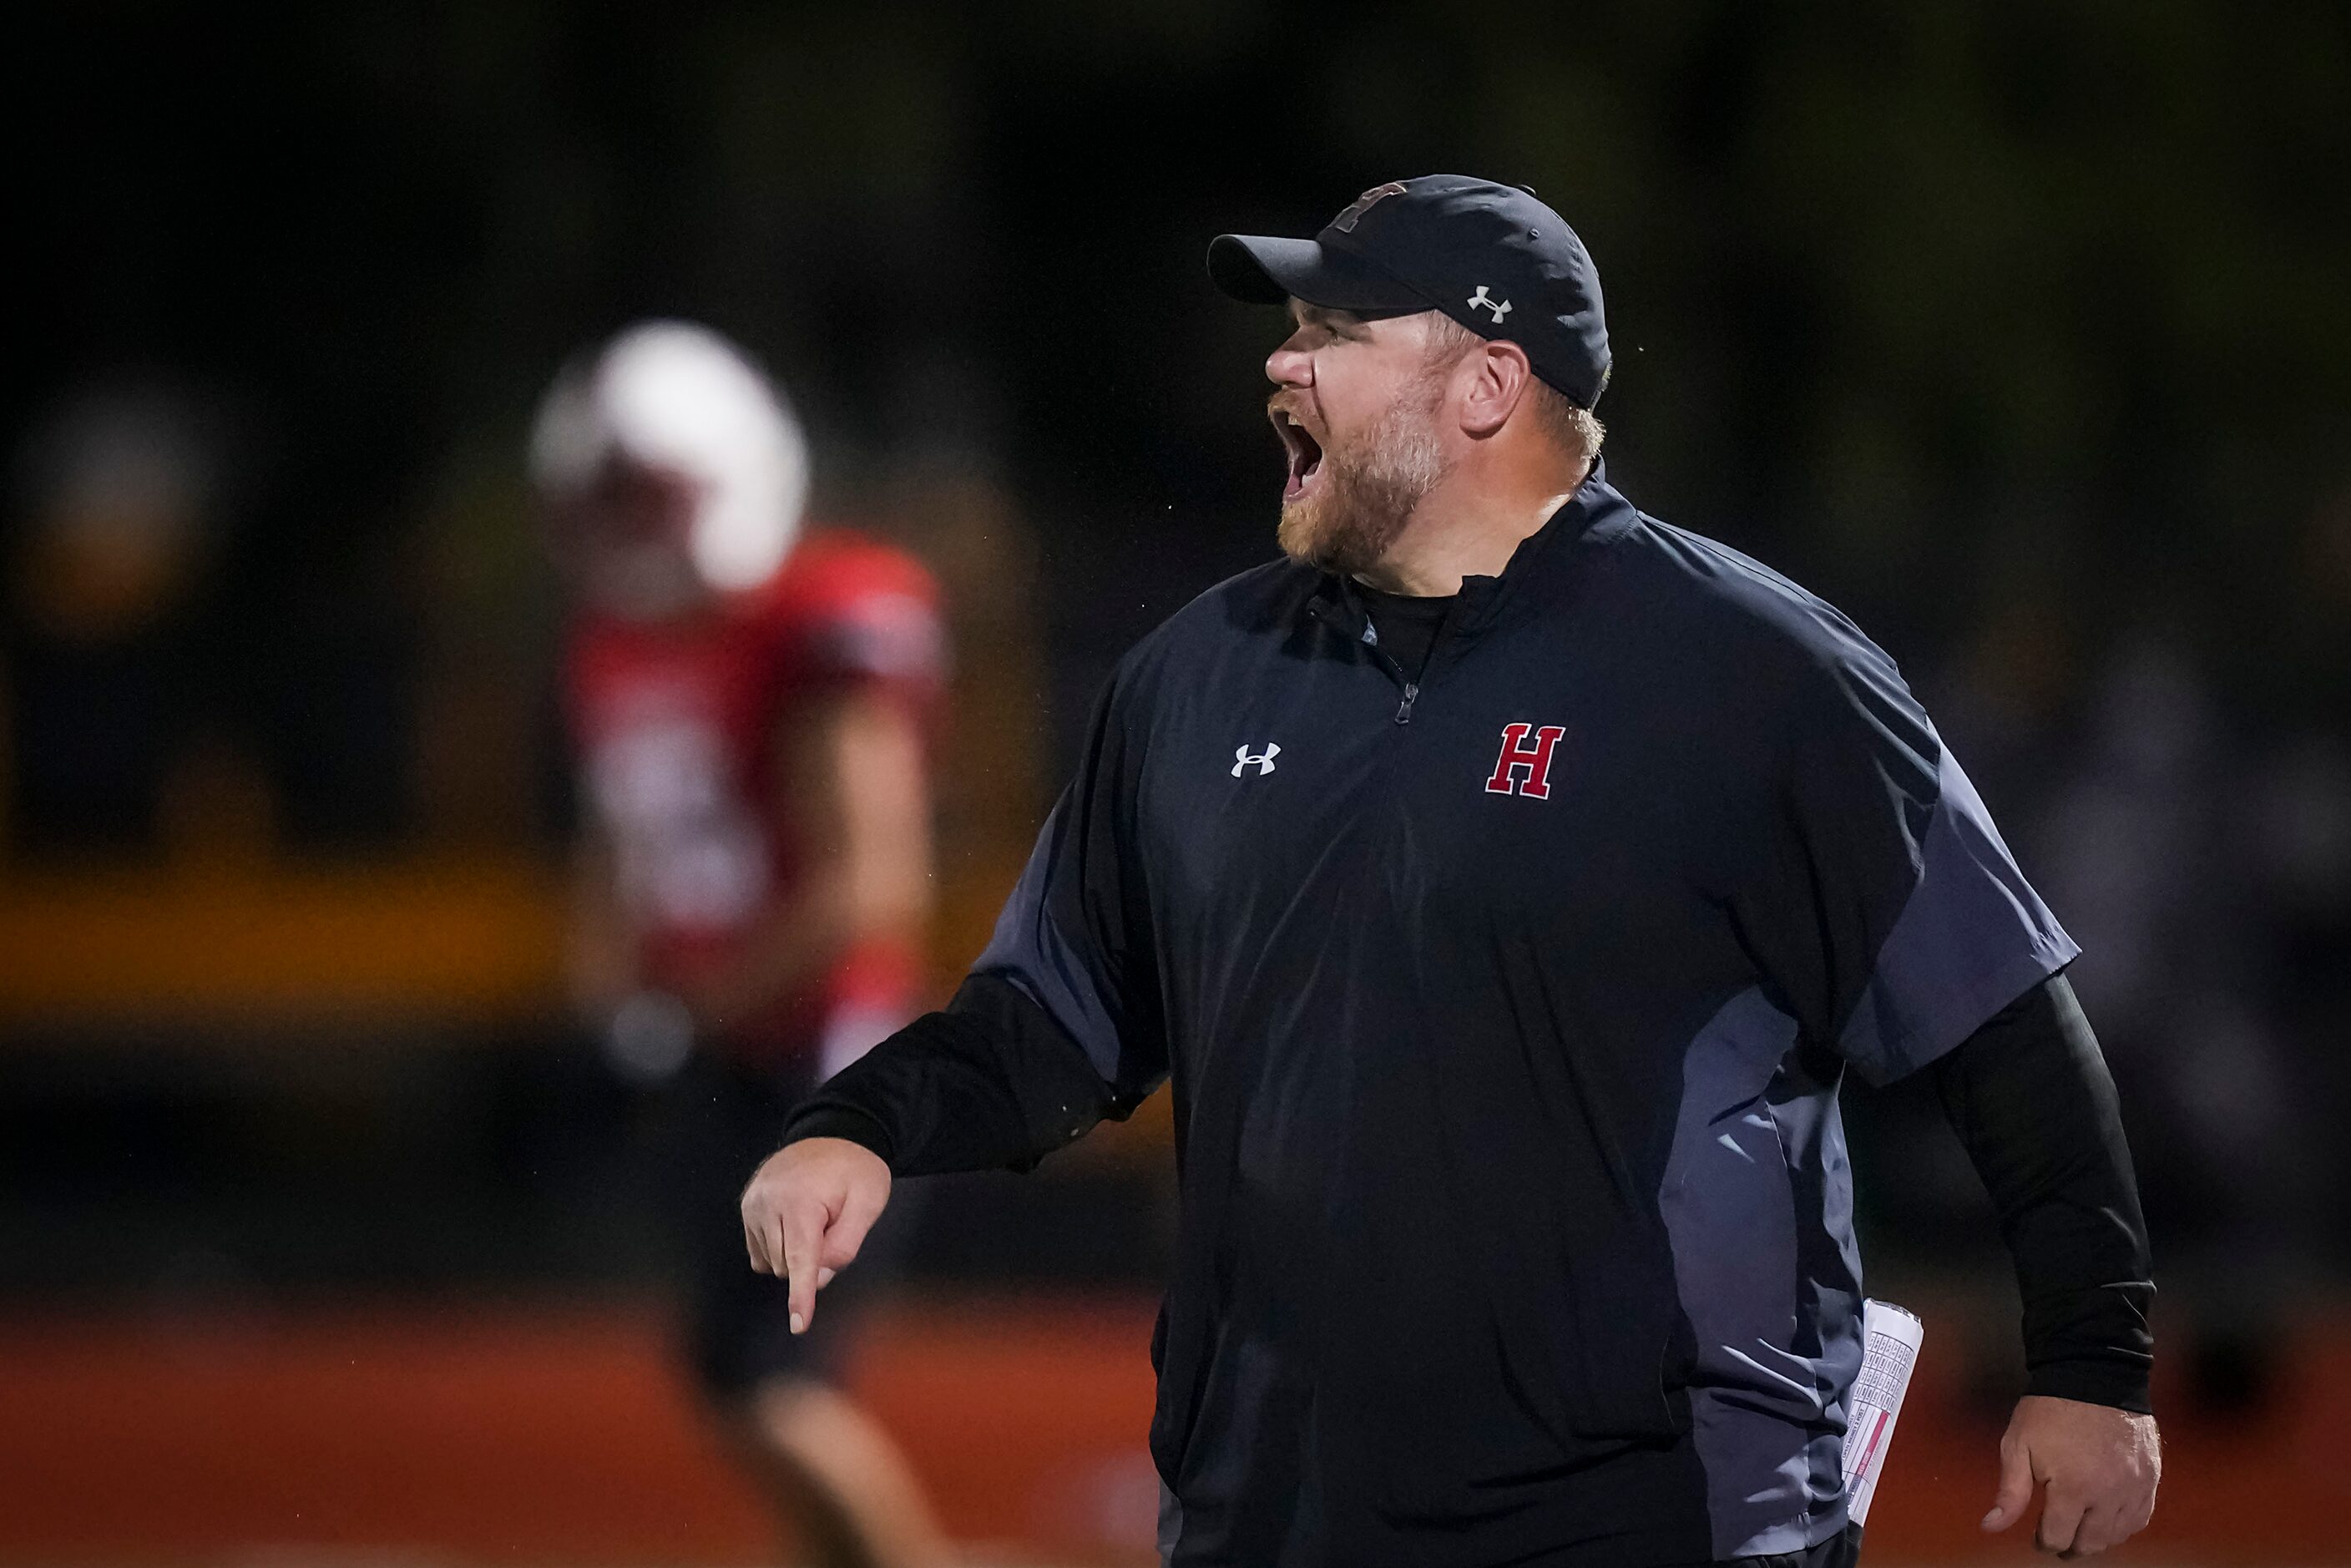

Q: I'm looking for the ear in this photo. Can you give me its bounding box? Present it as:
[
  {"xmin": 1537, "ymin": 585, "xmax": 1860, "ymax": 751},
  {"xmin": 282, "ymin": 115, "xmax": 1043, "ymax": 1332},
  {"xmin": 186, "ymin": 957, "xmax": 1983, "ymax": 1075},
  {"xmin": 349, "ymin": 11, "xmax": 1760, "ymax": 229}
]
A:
[{"xmin": 1456, "ymin": 338, "xmax": 1537, "ymax": 440}]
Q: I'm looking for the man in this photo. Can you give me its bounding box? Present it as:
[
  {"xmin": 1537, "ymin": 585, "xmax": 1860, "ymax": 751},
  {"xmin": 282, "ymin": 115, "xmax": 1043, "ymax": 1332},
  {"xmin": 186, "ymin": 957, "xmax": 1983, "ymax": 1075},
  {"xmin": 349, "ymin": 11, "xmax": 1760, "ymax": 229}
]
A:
[
  {"xmin": 742, "ymin": 179, "xmax": 2161, "ymax": 1566},
  {"xmin": 533, "ymin": 321, "xmax": 950, "ymax": 1568}
]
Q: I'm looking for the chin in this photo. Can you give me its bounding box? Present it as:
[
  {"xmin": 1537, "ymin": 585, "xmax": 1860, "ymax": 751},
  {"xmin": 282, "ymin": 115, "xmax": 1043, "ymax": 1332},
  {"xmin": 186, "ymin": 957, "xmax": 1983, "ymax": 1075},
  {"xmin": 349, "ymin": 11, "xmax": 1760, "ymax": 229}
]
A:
[{"xmin": 1277, "ymin": 499, "xmax": 1332, "ymax": 569}]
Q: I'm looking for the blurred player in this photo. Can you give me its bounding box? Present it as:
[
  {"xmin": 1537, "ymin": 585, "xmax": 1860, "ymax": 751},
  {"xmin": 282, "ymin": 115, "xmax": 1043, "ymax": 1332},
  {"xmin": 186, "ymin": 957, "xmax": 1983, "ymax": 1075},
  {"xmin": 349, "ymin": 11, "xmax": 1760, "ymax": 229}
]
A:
[{"xmin": 532, "ymin": 321, "xmax": 951, "ymax": 1568}]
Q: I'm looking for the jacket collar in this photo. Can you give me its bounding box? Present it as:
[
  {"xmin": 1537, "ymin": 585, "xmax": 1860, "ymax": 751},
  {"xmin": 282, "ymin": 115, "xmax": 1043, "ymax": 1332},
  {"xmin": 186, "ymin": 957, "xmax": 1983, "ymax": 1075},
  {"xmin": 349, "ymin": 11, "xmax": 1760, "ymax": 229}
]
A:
[{"xmin": 1303, "ymin": 459, "xmax": 1627, "ymax": 644}]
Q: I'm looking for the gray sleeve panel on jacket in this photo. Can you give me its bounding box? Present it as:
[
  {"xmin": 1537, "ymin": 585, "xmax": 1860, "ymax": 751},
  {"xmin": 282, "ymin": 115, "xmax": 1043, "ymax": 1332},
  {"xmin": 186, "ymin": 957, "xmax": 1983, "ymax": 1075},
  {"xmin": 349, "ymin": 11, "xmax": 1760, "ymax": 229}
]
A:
[
  {"xmin": 972, "ymin": 794, "xmax": 1130, "ymax": 1088},
  {"xmin": 1661, "ymin": 983, "xmax": 1860, "ymax": 1560},
  {"xmin": 1838, "ymin": 749, "xmax": 2080, "ymax": 1085}
]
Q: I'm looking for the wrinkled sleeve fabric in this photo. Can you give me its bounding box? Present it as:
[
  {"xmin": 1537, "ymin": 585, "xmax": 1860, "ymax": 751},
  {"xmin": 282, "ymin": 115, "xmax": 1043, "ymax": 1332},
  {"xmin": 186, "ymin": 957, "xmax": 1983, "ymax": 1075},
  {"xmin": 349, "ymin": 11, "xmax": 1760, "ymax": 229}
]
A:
[
  {"xmin": 1737, "ymin": 638, "xmax": 2079, "ymax": 1085},
  {"xmin": 781, "ymin": 675, "xmax": 1169, "ymax": 1176},
  {"xmin": 1932, "ymin": 974, "xmax": 2156, "ymax": 1412}
]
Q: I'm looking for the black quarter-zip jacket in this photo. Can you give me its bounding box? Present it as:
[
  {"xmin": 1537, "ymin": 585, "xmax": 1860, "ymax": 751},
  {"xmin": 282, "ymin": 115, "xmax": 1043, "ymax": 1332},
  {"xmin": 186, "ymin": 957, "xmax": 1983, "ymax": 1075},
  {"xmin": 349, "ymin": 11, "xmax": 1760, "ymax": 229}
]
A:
[{"xmin": 786, "ymin": 468, "xmax": 2149, "ymax": 1566}]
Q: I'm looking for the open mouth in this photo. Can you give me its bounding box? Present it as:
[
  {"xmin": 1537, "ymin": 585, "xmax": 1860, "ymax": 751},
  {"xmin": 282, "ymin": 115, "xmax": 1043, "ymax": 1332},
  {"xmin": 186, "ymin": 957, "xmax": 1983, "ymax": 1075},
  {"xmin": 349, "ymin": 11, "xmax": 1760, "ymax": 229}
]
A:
[{"xmin": 1272, "ymin": 408, "xmax": 1324, "ymax": 502}]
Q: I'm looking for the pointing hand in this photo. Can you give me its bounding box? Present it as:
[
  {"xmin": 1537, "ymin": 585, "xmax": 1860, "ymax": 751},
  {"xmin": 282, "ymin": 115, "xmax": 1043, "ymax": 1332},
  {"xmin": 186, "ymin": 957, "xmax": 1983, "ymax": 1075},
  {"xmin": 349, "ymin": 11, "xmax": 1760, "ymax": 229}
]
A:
[{"xmin": 739, "ymin": 1137, "xmax": 892, "ymax": 1336}]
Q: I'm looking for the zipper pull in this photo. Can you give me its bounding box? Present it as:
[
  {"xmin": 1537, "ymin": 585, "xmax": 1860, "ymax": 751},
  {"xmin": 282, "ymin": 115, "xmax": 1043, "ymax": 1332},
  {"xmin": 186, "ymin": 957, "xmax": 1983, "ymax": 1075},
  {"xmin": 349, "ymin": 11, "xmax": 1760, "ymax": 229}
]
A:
[{"xmin": 1394, "ymin": 682, "xmax": 1419, "ymax": 725}]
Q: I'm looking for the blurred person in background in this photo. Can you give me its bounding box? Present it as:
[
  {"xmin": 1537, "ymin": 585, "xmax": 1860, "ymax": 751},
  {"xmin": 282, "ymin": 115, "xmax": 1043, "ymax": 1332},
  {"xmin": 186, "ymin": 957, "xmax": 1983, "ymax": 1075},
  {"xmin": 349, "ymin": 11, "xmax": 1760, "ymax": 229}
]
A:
[
  {"xmin": 532, "ymin": 321, "xmax": 951, "ymax": 1568},
  {"xmin": 4, "ymin": 382, "xmax": 224, "ymax": 855}
]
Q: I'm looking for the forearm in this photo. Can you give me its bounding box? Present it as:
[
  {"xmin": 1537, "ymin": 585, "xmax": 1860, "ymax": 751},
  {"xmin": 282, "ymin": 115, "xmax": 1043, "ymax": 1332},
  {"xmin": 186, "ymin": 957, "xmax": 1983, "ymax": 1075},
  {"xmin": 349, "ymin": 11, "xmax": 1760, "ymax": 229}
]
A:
[
  {"xmin": 1930, "ymin": 974, "xmax": 2155, "ymax": 1412},
  {"xmin": 692, "ymin": 864, "xmax": 923, "ymax": 1027},
  {"xmin": 782, "ymin": 971, "xmax": 1118, "ymax": 1175},
  {"xmin": 699, "ymin": 684, "xmax": 933, "ymax": 1028}
]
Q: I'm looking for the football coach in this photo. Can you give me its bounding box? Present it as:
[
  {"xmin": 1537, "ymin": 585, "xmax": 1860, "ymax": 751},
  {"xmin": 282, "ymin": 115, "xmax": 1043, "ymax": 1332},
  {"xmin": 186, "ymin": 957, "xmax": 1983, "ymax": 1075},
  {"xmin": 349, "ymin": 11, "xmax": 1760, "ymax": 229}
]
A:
[{"xmin": 740, "ymin": 176, "xmax": 2161, "ymax": 1567}]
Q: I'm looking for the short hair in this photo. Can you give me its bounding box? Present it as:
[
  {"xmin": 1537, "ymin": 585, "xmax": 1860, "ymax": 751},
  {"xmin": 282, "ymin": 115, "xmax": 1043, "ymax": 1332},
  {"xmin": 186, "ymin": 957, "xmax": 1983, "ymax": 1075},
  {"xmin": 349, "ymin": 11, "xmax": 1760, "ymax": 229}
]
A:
[{"xmin": 1423, "ymin": 314, "xmax": 1606, "ymax": 467}]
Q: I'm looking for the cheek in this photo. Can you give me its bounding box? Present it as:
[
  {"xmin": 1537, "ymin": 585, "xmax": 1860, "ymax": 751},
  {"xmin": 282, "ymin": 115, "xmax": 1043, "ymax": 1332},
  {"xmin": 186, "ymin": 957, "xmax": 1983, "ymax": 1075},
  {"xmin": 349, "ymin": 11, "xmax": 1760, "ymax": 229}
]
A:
[
  {"xmin": 1317, "ymin": 356, "xmax": 1408, "ymax": 445},
  {"xmin": 1312, "ymin": 369, "xmax": 1368, "ymax": 445}
]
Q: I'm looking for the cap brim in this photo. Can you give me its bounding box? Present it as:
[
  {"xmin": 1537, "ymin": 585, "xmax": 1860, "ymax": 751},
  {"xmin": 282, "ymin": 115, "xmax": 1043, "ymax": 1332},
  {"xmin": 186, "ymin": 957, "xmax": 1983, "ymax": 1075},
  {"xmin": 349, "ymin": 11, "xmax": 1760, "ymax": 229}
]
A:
[{"xmin": 1206, "ymin": 234, "xmax": 1430, "ymax": 313}]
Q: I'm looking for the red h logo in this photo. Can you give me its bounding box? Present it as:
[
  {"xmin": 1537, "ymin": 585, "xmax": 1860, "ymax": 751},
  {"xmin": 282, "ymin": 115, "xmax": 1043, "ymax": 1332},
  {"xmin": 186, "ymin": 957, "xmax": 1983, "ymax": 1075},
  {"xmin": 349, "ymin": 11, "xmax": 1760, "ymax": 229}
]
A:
[{"xmin": 1485, "ymin": 723, "xmax": 1567, "ymax": 799}]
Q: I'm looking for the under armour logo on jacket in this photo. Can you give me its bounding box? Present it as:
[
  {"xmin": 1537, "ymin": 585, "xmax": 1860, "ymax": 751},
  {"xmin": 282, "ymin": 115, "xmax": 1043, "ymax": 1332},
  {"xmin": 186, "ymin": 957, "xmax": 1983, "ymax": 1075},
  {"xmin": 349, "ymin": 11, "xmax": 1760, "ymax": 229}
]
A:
[
  {"xmin": 1232, "ymin": 743, "xmax": 1282, "ymax": 777},
  {"xmin": 1485, "ymin": 723, "xmax": 1565, "ymax": 798},
  {"xmin": 1467, "ymin": 286, "xmax": 1512, "ymax": 323}
]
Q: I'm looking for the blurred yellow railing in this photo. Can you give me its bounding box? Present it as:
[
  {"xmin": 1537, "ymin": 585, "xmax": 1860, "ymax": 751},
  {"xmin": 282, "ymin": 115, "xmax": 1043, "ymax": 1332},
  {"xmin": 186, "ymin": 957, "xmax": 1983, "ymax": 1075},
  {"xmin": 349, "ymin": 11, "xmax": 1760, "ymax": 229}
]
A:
[{"xmin": 0, "ymin": 860, "xmax": 569, "ymax": 1031}]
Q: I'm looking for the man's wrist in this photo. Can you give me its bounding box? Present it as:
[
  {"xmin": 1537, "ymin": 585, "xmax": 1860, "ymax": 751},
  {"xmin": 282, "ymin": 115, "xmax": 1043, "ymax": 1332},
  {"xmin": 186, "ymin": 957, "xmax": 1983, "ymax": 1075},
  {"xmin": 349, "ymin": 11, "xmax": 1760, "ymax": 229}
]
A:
[
  {"xmin": 781, "ymin": 1105, "xmax": 897, "ymax": 1166},
  {"xmin": 2025, "ymin": 1356, "xmax": 2154, "ymax": 1414}
]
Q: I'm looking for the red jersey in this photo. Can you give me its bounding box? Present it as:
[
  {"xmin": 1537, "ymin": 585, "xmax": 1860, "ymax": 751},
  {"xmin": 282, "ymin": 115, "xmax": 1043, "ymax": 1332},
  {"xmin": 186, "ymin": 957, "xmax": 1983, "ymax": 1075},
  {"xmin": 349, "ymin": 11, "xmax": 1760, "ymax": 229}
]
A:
[{"xmin": 564, "ymin": 530, "xmax": 947, "ymax": 1061}]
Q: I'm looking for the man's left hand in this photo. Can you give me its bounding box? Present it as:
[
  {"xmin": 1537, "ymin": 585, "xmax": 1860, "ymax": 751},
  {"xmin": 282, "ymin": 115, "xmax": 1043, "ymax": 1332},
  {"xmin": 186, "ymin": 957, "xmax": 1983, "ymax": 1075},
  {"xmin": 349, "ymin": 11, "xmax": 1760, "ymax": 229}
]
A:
[{"xmin": 1980, "ymin": 1394, "xmax": 2161, "ymax": 1556}]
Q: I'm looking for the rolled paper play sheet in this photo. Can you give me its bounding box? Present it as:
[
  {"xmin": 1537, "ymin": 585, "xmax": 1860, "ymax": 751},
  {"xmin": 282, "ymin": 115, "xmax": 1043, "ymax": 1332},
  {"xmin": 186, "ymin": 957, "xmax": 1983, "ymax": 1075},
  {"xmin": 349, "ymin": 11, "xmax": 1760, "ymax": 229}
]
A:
[{"xmin": 1841, "ymin": 1299, "xmax": 1925, "ymax": 1525}]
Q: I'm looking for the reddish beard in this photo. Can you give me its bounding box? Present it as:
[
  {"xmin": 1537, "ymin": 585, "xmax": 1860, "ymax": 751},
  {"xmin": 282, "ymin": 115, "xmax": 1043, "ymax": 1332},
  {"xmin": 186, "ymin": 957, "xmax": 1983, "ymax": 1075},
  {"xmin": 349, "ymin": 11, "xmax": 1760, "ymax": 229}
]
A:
[{"xmin": 1276, "ymin": 371, "xmax": 1452, "ymax": 577}]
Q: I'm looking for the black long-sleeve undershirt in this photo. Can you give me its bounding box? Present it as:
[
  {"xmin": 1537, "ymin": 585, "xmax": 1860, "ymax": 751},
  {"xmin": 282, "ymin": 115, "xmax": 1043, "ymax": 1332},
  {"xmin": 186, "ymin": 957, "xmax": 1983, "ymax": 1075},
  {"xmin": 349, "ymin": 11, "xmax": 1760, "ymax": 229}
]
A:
[
  {"xmin": 782, "ymin": 971, "xmax": 1115, "ymax": 1171},
  {"xmin": 784, "ymin": 970, "xmax": 2155, "ymax": 1412},
  {"xmin": 1926, "ymin": 972, "xmax": 2156, "ymax": 1412}
]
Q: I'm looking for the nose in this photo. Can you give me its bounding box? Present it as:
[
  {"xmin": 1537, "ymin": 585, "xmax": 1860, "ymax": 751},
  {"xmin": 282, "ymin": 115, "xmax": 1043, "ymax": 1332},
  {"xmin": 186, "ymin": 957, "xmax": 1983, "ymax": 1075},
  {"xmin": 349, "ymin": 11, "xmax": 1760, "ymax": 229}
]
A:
[{"xmin": 1265, "ymin": 328, "xmax": 1313, "ymax": 389}]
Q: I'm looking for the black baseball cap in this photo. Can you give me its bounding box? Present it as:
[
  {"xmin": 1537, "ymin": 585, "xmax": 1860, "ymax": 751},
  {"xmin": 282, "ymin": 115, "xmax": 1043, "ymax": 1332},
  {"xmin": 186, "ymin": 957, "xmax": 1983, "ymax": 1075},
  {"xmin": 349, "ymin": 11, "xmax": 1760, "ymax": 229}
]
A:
[{"xmin": 1208, "ymin": 175, "xmax": 1611, "ymax": 408}]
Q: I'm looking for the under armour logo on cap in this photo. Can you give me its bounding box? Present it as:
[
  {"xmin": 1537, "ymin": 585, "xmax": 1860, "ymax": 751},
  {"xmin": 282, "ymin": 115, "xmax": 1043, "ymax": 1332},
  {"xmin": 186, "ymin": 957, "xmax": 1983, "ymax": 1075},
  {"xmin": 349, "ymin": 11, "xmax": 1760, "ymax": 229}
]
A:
[{"xmin": 1467, "ymin": 285, "xmax": 1512, "ymax": 322}]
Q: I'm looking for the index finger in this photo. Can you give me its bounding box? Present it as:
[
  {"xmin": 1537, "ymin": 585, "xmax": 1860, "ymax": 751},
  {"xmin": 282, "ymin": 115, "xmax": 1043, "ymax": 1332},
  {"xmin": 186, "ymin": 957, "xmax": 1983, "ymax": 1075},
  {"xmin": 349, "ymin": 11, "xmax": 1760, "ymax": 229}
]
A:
[{"xmin": 780, "ymin": 1198, "xmax": 826, "ymax": 1335}]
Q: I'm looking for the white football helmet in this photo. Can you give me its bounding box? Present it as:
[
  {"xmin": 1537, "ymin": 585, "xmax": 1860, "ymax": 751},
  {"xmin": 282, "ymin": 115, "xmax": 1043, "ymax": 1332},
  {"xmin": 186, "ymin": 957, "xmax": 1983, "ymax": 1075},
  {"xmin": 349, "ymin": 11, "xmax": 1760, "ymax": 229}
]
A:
[{"xmin": 529, "ymin": 321, "xmax": 810, "ymax": 599}]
